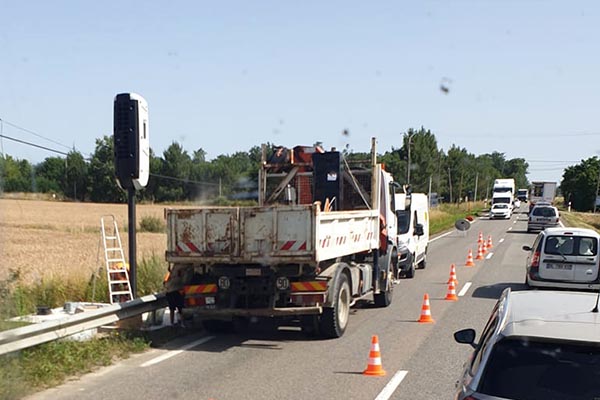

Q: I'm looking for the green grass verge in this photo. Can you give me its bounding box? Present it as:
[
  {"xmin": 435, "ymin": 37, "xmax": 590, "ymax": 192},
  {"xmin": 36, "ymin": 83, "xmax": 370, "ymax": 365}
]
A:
[
  {"xmin": 429, "ymin": 202, "xmax": 486, "ymax": 235},
  {"xmin": 0, "ymin": 332, "xmax": 148, "ymax": 400},
  {"xmin": 0, "ymin": 255, "xmax": 167, "ymax": 398}
]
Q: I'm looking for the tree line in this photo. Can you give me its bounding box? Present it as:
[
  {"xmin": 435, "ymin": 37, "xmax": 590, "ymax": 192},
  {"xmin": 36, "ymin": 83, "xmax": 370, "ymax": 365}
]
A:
[{"xmin": 0, "ymin": 127, "xmax": 591, "ymax": 209}]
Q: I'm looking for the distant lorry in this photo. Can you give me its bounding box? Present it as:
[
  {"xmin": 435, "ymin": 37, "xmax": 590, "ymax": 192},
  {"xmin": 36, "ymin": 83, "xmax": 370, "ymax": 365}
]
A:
[
  {"xmin": 395, "ymin": 192, "xmax": 429, "ymax": 278},
  {"xmin": 516, "ymin": 189, "xmax": 529, "ymax": 202},
  {"xmin": 529, "ymin": 181, "xmax": 557, "ymax": 210},
  {"xmin": 492, "ymin": 178, "xmax": 515, "ymax": 207},
  {"xmin": 164, "ymin": 139, "xmax": 401, "ymax": 338}
]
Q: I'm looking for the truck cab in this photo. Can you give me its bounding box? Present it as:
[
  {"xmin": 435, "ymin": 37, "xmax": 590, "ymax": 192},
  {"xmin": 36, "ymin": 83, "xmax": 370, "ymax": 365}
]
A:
[{"xmin": 395, "ymin": 192, "xmax": 429, "ymax": 278}]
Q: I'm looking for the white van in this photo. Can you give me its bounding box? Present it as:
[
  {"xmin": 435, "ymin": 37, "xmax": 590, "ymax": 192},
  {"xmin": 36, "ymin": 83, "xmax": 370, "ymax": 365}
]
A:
[{"xmin": 394, "ymin": 192, "xmax": 429, "ymax": 278}]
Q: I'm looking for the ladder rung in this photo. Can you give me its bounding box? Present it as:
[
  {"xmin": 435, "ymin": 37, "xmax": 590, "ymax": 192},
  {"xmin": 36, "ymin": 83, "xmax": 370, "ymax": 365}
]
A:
[
  {"xmin": 105, "ymin": 236, "xmax": 118, "ymax": 240},
  {"xmin": 110, "ymin": 279, "xmax": 129, "ymax": 284},
  {"xmin": 105, "ymin": 248, "xmax": 122, "ymax": 251},
  {"xmin": 107, "ymin": 258, "xmax": 125, "ymax": 262},
  {"xmin": 111, "ymin": 290, "xmax": 132, "ymax": 295}
]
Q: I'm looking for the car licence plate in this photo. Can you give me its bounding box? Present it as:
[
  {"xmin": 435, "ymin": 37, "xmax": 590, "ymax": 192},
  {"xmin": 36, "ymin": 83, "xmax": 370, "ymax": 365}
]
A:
[
  {"xmin": 546, "ymin": 263, "xmax": 573, "ymax": 270},
  {"xmin": 246, "ymin": 268, "xmax": 262, "ymax": 276}
]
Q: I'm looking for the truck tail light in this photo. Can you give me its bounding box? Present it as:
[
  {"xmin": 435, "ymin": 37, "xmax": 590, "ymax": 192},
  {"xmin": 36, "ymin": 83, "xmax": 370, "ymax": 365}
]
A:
[{"xmin": 290, "ymin": 281, "xmax": 328, "ymax": 306}]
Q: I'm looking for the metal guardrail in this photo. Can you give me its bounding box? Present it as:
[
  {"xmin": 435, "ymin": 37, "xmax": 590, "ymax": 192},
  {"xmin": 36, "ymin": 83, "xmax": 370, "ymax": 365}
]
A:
[{"xmin": 0, "ymin": 293, "xmax": 167, "ymax": 356}]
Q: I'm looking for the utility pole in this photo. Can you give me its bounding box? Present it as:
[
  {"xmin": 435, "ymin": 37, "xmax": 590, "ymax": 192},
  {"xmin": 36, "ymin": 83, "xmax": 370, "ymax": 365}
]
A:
[
  {"xmin": 448, "ymin": 167, "xmax": 453, "ymax": 203},
  {"xmin": 406, "ymin": 131, "xmax": 416, "ymax": 185},
  {"xmin": 595, "ymin": 169, "xmax": 600, "ymax": 213},
  {"xmin": 474, "ymin": 173, "xmax": 479, "ymax": 202}
]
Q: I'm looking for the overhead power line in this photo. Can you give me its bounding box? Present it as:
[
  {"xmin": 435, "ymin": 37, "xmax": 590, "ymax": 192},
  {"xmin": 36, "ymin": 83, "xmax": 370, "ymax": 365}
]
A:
[
  {"xmin": 0, "ymin": 134, "xmax": 69, "ymax": 156},
  {"xmin": 149, "ymin": 173, "xmax": 220, "ymax": 186},
  {"xmin": 0, "ymin": 118, "xmax": 71, "ymax": 150}
]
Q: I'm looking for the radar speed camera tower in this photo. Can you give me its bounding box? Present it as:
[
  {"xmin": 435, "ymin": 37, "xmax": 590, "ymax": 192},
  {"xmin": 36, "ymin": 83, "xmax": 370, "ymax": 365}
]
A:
[{"xmin": 113, "ymin": 93, "xmax": 149, "ymax": 298}]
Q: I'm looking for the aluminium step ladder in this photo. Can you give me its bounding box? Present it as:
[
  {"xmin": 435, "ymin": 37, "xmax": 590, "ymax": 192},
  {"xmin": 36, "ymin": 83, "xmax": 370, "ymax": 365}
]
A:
[{"xmin": 101, "ymin": 215, "xmax": 133, "ymax": 304}]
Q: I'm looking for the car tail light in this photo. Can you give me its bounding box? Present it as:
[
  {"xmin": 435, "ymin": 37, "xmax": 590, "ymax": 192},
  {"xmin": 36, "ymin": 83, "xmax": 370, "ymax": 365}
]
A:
[{"xmin": 531, "ymin": 251, "xmax": 540, "ymax": 268}]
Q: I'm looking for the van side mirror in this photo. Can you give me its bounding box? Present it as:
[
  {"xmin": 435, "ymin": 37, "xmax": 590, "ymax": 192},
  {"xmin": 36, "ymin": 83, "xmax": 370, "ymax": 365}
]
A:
[
  {"xmin": 415, "ymin": 223, "xmax": 424, "ymax": 236},
  {"xmin": 522, "ymin": 245, "xmax": 532, "ymax": 251}
]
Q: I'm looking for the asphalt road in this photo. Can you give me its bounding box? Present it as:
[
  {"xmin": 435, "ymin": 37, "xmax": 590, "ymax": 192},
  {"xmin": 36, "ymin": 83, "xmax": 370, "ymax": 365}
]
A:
[{"xmin": 28, "ymin": 207, "xmax": 537, "ymax": 400}]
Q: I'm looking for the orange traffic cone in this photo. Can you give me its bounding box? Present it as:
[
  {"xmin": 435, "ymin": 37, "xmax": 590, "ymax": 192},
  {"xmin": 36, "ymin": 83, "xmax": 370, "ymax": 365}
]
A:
[
  {"xmin": 447, "ymin": 263, "xmax": 458, "ymax": 285},
  {"xmin": 476, "ymin": 244, "xmax": 485, "ymax": 260},
  {"xmin": 487, "ymin": 235, "xmax": 493, "ymax": 249},
  {"xmin": 417, "ymin": 293, "xmax": 435, "ymax": 323},
  {"xmin": 363, "ymin": 335, "xmax": 386, "ymax": 376},
  {"xmin": 465, "ymin": 249, "xmax": 475, "ymax": 267},
  {"xmin": 477, "ymin": 232, "xmax": 483, "ymax": 245},
  {"xmin": 445, "ymin": 280, "xmax": 459, "ymax": 301}
]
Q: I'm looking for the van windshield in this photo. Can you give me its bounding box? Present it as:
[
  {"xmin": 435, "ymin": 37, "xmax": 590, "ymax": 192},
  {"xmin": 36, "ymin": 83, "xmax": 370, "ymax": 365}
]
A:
[{"xmin": 396, "ymin": 210, "xmax": 410, "ymax": 234}]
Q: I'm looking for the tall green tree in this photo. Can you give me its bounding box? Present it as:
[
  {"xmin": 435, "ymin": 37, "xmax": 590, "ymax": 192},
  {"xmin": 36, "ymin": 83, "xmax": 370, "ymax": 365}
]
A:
[
  {"xmin": 561, "ymin": 157, "xmax": 600, "ymax": 211},
  {"xmin": 35, "ymin": 156, "xmax": 65, "ymax": 194},
  {"xmin": 88, "ymin": 136, "xmax": 125, "ymax": 203},
  {"xmin": 64, "ymin": 150, "xmax": 89, "ymax": 201},
  {"xmin": 155, "ymin": 142, "xmax": 192, "ymax": 202},
  {"xmin": 0, "ymin": 155, "xmax": 32, "ymax": 192}
]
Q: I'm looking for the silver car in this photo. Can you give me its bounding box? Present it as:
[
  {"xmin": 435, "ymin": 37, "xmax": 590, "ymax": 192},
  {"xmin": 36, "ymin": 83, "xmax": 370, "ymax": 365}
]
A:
[
  {"xmin": 523, "ymin": 227, "xmax": 600, "ymax": 289},
  {"xmin": 454, "ymin": 288, "xmax": 600, "ymax": 399},
  {"xmin": 527, "ymin": 205, "xmax": 560, "ymax": 232}
]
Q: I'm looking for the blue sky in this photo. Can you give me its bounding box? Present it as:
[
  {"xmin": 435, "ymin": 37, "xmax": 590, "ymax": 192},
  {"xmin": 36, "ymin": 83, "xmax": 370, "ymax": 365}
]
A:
[{"xmin": 1, "ymin": 1, "xmax": 599, "ymax": 183}]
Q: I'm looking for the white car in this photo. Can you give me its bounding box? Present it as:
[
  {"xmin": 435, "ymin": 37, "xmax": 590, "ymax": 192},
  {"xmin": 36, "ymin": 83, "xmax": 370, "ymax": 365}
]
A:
[
  {"xmin": 522, "ymin": 227, "xmax": 600, "ymax": 289},
  {"xmin": 489, "ymin": 203, "xmax": 512, "ymax": 219}
]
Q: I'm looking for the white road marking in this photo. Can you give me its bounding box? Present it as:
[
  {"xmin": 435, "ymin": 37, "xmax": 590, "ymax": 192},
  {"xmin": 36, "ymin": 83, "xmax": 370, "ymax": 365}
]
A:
[
  {"xmin": 499, "ymin": 238, "xmax": 505, "ymax": 243},
  {"xmin": 486, "ymin": 252, "xmax": 493, "ymax": 259},
  {"xmin": 458, "ymin": 282, "xmax": 472, "ymax": 297},
  {"xmin": 429, "ymin": 230, "xmax": 454, "ymax": 243},
  {"xmin": 374, "ymin": 370, "xmax": 409, "ymax": 400},
  {"xmin": 141, "ymin": 336, "xmax": 215, "ymax": 367},
  {"xmin": 508, "ymin": 227, "xmax": 513, "ymax": 231}
]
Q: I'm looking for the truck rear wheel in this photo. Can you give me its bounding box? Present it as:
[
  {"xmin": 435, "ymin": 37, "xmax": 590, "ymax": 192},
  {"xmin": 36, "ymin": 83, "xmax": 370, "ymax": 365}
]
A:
[
  {"xmin": 374, "ymin": 248, "xmax": 396, "ymax": 307},
  {"xmin": 405, "ymin": 255, "xmax": 416, "ymax": 279},
  {"xmin": 320, "ymin": 273, "xmax": 350, "ymax": 338}
]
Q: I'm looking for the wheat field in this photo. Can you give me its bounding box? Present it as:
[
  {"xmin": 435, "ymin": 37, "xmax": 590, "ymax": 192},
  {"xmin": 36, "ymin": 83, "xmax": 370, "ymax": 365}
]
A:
[{"xmin": 0, "ymin": 198, "xmax": 177, "ymax": 285}]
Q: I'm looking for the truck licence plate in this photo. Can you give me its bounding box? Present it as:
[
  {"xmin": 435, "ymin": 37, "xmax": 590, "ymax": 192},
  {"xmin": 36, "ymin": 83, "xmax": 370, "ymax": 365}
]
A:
[
  {"xmin": 546, "ymin": 263, "xmax": 572, "ymax": 270},
  {"xmin": 246, "ymin": 268, "xmax": 262, "ymax": 276}
]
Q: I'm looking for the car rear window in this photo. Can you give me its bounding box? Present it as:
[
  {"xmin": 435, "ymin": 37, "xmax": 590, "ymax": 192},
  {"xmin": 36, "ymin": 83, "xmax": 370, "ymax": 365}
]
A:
[
  {"xmin": 544, "ymin": 236, "xmax": 598, "ymax": 256},
  {"xmin": 532, "ymin": 207, "xmax": 556, "ymax": 217},
  {"xmin": 479, "ymin": 338, "xmax": 600, "ymax": 399}
]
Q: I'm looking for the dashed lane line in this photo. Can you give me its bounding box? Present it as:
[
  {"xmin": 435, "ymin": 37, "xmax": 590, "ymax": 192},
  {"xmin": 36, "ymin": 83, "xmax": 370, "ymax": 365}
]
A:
[
  {"xmin": 458, "ymin": 282, "xmax": 472, "ymax": 297},
  {"xmin": 374, "ymin": 370, "xmax": 409, "ymax": 400},
  {"xmin": 141, "ymin": 336, "xmax": 216, "ymax": 367},
  {"xmin": 499, "ymin": 238, "xmax": 505, "ymax": 243},
  {"xmin": 485, "ymin": 252, "xmax": 493, "ymax": 259}
]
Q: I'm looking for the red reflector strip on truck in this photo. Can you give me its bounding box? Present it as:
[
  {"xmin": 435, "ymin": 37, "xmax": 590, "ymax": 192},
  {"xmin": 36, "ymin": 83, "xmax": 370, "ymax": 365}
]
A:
[
  {"xmin": 183, "ymin": 284, "xmax": 218, "ymax": 295},
  {"xmin": 291, "ymin": 281, "xmax": 327, "ymax": 292},
  {"xmin": 177, "ymin": 241, "xmax": 201, "ymax": 253},
  {"xmin": 279, "ymin": 241, "xmax": 307, "ymax": 251}
]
